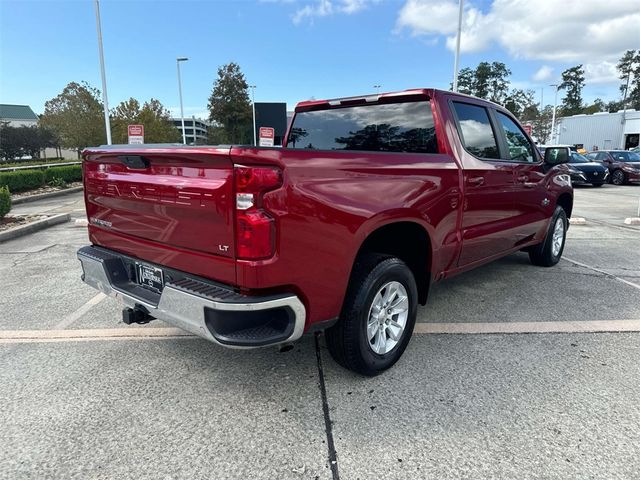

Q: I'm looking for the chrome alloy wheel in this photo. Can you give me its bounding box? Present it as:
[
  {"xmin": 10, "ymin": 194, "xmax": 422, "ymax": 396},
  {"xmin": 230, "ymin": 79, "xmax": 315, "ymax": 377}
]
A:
[
  {"xmin": 551, "ymin": 216, "xmax": 565, "ymax": 257},
  {"xmin": 612, "ymin": 170, "xmax": 625, "ymax": 185},
  {"xmin": 367, "ymin": 281, "xmax": 409, "ymax": 355}
]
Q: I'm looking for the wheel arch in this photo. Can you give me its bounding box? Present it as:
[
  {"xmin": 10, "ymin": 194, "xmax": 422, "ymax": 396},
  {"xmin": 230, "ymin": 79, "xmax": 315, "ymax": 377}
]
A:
[
  {"xmin": 557, "ymin": 192, "xmax": 573, "ymax": 219},
  {"xmin": 350, "ymin": 220, "xmax": 432, "ymax": 305}
]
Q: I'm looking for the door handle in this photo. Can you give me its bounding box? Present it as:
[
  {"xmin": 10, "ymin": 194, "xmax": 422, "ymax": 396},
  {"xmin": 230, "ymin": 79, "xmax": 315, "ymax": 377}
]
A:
[
  {"xmin": 516, "ymin": 175, "xmax": 528, "ymax": 182},
  {"xmin": 467, "ymin": 176, "xmax": 485, "ymax": 186}
]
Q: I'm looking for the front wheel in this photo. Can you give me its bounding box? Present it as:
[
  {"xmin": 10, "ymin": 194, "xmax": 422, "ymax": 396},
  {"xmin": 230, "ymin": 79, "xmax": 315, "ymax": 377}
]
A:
[
  {"xmin": 529, "ymin": 206, "xmax": 567, "ymax": 267},
  {"xmin": 325, "ymin": 254, "xmax": 418, "ymax": 376},
  {"xmin": 611, "ymin": 169, "xmax": 626, "ymax": 185}
]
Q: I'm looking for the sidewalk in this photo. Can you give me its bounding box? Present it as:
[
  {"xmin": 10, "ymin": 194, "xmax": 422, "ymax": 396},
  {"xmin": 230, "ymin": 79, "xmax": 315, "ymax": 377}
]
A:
[{"xmin": 10, "ymin": 190, "xmax": 85, "ymax": 219}]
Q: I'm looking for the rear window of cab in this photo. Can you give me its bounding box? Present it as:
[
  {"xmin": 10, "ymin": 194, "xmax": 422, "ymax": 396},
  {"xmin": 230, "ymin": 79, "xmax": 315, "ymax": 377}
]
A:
[{"xmin": 286, "ymin": 101, "xmax": 438, "ymax": 154}]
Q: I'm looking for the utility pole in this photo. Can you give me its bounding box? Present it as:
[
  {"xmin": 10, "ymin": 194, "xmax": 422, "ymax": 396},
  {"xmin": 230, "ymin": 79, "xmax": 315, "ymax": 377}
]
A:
[
  {"xmin": 452, "ymin": 0, "xmax": 464, "ymax": 92},
  {"xmin": 550, "ymin": 84, "xmax": 559, "ymax": 144},
  {"xmin": 176, "ymin": 57, "xmax": 188, "ymax": 145},
  {"xmin": 249, "ymin": 85, "xmax": 257, "ymax": 146},
  {"xmin": 94, "ymin": 0, "xmax": 111, "ymax": 145}
]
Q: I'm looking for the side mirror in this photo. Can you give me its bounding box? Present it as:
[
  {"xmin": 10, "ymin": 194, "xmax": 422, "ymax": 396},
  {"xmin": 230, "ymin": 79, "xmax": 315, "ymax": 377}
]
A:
[{"xmin": 544, "ymin": 147, "xmax": 570, "ymax": 166}]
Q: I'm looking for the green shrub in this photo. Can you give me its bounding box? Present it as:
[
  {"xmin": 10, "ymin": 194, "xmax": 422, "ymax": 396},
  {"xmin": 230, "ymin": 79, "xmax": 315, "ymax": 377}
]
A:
[
  {"xmin": 44, "ymin": 165, "xmax": 82, "ymax": 184},
  {"xmin": 48, "ymin": 177, "xmax": 67, "ymax": 189},
  {"xmin": 0, "ymin": 186, "xmax": 11, "ymax": 219},
  {"xmin": 0, "ymin": 169, "xmax": 45, "ymax": 192}
]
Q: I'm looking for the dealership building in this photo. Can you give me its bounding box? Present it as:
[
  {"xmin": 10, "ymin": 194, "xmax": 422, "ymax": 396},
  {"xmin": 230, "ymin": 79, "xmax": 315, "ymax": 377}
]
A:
[{"xmin": 556, "ymin": 109, "xmax": 640, "ymax": 151}]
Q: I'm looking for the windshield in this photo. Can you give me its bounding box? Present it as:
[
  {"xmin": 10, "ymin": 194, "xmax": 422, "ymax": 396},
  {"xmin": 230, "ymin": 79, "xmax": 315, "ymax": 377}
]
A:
[
  {"xmin": 611, "ymin": 151, "xmax": 640, "ymax": 162},
  {"xmin": 570, "ymin": 152, "xmax": 590, "ymax": 163}
]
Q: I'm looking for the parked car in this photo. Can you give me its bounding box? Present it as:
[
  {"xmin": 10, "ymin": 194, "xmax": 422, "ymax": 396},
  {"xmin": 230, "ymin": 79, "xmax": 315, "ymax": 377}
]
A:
[
  {"xmin": 566, "ymin": 151, "xmax": 609, "ymax": 187},
  {"xmin": 585, "ymin": 150, "xmax": 640, "ymax": 185},
  {"xmin": 77, "ymin": 89, "xmax": 573, "ymax": 376}
]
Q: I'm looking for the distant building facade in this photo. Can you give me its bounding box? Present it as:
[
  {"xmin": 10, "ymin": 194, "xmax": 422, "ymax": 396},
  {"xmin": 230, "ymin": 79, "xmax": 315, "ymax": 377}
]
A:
[
  {"xmin": 0, "ymin": 104, "xmax": 39, "ymax": 127},
  {"xmin": 171, "ymin": 117, "xmax": 210, "ymax": 144},
  {"xmin": 556, "ymin": 110, "xmax": 640, "ymax": 151}
]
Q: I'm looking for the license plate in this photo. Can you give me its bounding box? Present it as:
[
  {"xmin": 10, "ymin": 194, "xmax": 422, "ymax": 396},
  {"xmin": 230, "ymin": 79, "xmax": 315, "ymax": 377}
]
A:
[{"xmin": 137, "ymin": 264, "xmax": 164, "ymax": 292}]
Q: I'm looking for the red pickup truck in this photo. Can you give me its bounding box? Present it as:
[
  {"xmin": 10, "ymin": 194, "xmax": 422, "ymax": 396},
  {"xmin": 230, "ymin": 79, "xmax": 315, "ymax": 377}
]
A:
[{"xmin": 78, "ymin": 89, "xmax": 573, "ymax": 375}]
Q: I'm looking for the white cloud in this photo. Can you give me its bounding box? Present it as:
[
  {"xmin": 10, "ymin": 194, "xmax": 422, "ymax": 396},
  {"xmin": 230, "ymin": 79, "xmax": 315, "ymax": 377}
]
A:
[
  {"xmin": 583, "ymin": 61, "xmax": 619, "ymax": 85},
  {"xmin": 396, "ymin": 0, "xmax": 640, "ymax": 64},
  {"xmin": 532, "ymin": 66, "xmax": 553, "ymax": 83},
  {"xmin": 291, "ymin": 0, "xmax": 378, "ymax": 25}
]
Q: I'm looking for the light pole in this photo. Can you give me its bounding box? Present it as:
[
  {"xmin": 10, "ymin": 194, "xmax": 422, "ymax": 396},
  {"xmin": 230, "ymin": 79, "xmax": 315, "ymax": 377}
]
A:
[
  {"xmin": 176, "ymin": 57, "xmax": 188, "ymax": 145},
  {"xmin": 452, "ymin": 0, "xmax": 464, "ymax": 92},
  {"xmin": 93, "ymin": 0, "xmax": 111, "ymax": 145},
  {"xmin": 550, "ymin": 83, "xmax": 559, "ymax": 144},
  {"xmin": 249, "ymin": 85, "xmax": 257, "ymax": 146},
  {"xmin": 373, "ymin": 84, "xmax": 381, "ymax": 94}
]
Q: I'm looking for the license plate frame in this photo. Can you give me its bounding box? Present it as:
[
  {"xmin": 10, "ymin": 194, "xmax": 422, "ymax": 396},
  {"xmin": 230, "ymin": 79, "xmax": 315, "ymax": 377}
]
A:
[{"xmin": 136, "ymin": 263, "xmax": 164, "ymax": 293}]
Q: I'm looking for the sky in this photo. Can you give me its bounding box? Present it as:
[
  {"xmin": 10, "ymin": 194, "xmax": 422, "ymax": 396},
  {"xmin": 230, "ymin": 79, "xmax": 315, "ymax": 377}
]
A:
[{"xmin": 0, "ymin": 0, "xmax": 638, "ymax": 120}]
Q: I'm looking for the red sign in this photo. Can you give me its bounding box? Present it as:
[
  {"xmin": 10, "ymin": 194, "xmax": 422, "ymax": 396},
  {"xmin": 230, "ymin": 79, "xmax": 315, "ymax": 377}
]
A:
[
  {"xmin": 523, "ymin": 124, "xmax": 532, "ymax": 136},
  {"xmin": 259, "ymin": 127, "xmax": 275, "ymax": 147},
  {"xmin": 128, "ymin": 125, "xmax": 144, "ymax": 136}
]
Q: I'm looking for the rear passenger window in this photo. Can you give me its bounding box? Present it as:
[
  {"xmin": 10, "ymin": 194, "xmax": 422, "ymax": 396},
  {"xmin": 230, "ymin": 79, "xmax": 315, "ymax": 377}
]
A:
[
  {"xmin": 495, "ymin": 112, "xmax": 535, "ymax": 163},
  {"xmin": 452, "ymin": 102, "xmax": 499, "ymax": 159},
  {"xmin": 286, "ymin": 101, "xmax": 438, "ymax": 153}
]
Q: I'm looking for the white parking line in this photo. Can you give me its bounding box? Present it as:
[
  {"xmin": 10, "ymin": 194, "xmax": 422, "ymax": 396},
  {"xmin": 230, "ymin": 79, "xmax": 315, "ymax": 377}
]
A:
[
  {"xmin": 53, "ymin": 293, "xmax": 107, "ymax": 329},
  {"xmin": 0, "ymin": 327, "xmax": 192, "ymax": 344},
  {"xmin": 563, "ymin": 256, "xmax": 640, "ymax": 291},
  {"xmin": 413, "ymin": 319, "xmax": 640, "ymax": 335},
  {"xmin": 1, "ymin": 320, "xmax": 640, "ymax": 344}
]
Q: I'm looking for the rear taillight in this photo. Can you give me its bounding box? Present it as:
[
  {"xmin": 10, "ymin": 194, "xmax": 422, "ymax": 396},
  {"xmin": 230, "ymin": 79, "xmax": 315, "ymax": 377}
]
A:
[{"xmin": 234, "ymin": 165, "xmax": 282, "ymax": 260}]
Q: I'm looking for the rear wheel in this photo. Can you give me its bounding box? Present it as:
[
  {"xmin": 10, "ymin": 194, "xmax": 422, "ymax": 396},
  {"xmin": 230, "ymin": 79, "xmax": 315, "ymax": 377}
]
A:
[
  {"xmin": 325, "ymin": 254, "xmax": 418, "ymax": 376},
  {"xmin": 529, "ymin": 206, "xmax": 567, "ymax": 267},
  {"xmin": 611, "ymin": 169, "xmax": 626, "ymax": 185}
]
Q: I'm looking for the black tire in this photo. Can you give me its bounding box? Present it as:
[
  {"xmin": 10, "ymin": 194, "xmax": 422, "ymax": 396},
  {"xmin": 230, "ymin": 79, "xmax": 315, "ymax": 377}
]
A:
[
  {"xmin": 528, "ymin": 206, "xmax": 567, "ymax": 267},
  {"xmin": 592, "ymin": 183, "xmax": 604, "ymax": 187},
  {"xmin": 325, "ymin": 254, "xmax": 418, "ymax": 376},
  {"xmin": 611, "ymin": 169, "xmax": 626, "ymax": 185}
]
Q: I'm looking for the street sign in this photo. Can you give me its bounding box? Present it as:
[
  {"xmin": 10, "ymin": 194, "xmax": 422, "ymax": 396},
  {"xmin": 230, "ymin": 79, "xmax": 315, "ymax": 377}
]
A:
[
  {"xmin": 128, "ymin": 124, "xmax": 144, "ymax": 144},
  {"xmin": 523, "ymin": 124, "xmax": 532, "ymax": 136},
  {"xmin": 259, "ymin": 127, "xmax": 275, "ymax": 147}
]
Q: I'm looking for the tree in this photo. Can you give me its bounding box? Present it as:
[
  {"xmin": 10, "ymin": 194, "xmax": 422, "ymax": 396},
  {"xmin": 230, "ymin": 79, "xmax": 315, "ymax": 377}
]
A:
[
  {"xmin": 617, "ymin": 49, "xmax": 640, "ymax": 110},
  {"xmin": 606, "ymin": 99, "xmax": 624, "ymax": 113},
  {"xmin": 0, "ymin": 123, "xmax": 59, "ymax": 161},
  {"xmin": 0, "ymin": 122, "xmax": 21, "ymax": 161},
  {"xmin": 452, "ymin": 61, "xmax": 511, "ymax": 104},
  {"xmin": 207, "ymin": 62, "xmax": 252, "ymax": 144},
  {"xmin": 456, "ymin": 67, "xmax": 475, "ymax": 95},
  {"xmin": 559, "ymin": 65, "xmax": 585, "ymax": 116},
  {"xmin": 582, "ymin": 98, "xmax": 606, "ymax": 115},
  {"xmin": 40, "ymin": 82, "xmax": 106, "ymax": 156},
  {"xmin": 111, "ymin": 98, "xmax": 181, "ymax": 144},
  {"xmin": 504, "ymin": 89, "xmax": 536, "ymax": 118},
  {"xmin": 530, "ymin": 105, "xmax": 554, "ymax": 144},
  {"xmin": 487, "ymin": 62, "xmax": 511, "ymax": 104},
  {"xmin": 474, "ymin": 62, "xmax": 493, "ymax": 99}
]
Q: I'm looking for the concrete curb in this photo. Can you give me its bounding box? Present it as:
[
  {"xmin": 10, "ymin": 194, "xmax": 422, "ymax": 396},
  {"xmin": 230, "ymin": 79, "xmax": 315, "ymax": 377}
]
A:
[
  {"xmin": 0, "ymin": 213, "xmax": 71, "ymax": 243},
  {"xmin": 10, "ymin": 186, "xmax": 83, "ymax": 205}
]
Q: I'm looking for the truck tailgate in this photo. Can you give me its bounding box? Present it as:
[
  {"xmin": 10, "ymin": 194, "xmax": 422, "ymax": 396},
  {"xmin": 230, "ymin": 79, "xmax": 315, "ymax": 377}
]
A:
[{"xmin": 83, "ymin": 146, "xmax": 237, "ymax": 284}]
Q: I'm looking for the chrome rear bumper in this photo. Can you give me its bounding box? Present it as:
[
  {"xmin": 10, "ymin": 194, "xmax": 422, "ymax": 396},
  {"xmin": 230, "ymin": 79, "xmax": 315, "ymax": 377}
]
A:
[{"xmin": 77, "ymin": 246, "xmax": 306, "ymax": 348}]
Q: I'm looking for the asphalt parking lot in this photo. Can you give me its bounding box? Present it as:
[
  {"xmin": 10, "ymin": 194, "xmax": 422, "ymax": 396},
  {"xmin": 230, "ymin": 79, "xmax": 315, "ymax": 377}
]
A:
[{"xmin": 1, "ymin": 185, "xmax": 639, "ymax": 479}]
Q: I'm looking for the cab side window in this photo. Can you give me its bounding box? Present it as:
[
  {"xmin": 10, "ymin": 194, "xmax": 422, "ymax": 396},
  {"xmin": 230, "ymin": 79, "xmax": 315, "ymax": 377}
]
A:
[
  {"xmin": 495, "ymin": 112, "xmax": 535, "ymax": 163},
  {"xmin": 451, "ymin": 102, "xmax": 500, "ymax": 159}
]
